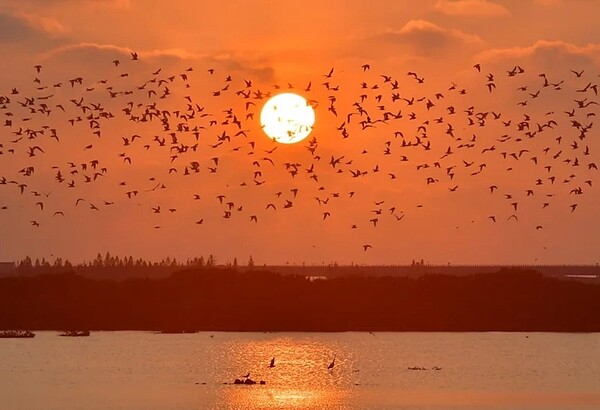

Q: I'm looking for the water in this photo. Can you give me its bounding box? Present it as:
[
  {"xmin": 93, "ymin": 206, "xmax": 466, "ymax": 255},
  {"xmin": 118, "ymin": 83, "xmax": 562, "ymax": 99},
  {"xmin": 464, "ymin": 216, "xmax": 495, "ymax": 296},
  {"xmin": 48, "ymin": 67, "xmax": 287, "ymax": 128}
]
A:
[{"xmin": 1, "ymin": 332, "xmax": 599, "ymax": 409}]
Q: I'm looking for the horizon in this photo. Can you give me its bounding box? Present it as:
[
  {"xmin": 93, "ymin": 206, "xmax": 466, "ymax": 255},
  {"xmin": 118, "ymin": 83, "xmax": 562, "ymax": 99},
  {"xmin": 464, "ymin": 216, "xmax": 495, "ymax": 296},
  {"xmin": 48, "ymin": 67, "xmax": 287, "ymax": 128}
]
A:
[
  {"xmin": 3, "ymin": 254, "xmax": 600, "ymax": 268},
  {"xmin": 6, "ymin": 256, "xmax": 600, "ymax": 266}
]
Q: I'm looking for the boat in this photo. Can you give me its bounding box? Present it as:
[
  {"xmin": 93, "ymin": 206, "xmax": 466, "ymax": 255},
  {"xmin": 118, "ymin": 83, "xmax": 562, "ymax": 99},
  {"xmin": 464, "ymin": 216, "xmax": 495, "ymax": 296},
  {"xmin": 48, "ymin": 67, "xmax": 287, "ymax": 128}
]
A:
[
  {"xmin": 0, "ymin": 330, "xmax": 35, "ymax": 338},
  {"xmin": 59, "ymin": 330, "xmax": 90, "ymax": 337},
  {"xmin": 158, "ymin": 329, "xmax": 198, "ymax": 334}
]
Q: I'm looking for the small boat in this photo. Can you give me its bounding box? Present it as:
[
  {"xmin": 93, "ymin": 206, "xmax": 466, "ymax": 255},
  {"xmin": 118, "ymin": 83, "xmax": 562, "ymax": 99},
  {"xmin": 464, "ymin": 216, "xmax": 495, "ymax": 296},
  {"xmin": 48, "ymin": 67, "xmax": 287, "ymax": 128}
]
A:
[
  {"xmin": 158, "ymin": 329, "xmax": 197, "ymax": 334},
  {"xmin": 59, "ymin": 330, "xmax": 90, "ymax": 337},
  {"xmin": 0, "ymin": 330, "xmax": 35, "ymax": 338}
]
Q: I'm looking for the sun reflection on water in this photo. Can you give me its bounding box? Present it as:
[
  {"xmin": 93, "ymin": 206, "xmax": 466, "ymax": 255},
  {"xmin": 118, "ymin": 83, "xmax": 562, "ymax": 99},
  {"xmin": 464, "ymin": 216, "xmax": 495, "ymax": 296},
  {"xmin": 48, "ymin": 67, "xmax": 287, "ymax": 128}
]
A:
[{"xmin": 212, "ymin": 334, "xmax": 358, "ymax": 409}]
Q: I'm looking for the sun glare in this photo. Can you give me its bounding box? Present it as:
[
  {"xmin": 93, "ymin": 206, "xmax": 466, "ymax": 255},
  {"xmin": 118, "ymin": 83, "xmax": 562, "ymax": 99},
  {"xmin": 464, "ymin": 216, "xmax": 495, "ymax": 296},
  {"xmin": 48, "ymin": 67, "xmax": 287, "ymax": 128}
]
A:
[{"xmin": 260, "ymin": 93, "xmax": 315, "ymax": 144}]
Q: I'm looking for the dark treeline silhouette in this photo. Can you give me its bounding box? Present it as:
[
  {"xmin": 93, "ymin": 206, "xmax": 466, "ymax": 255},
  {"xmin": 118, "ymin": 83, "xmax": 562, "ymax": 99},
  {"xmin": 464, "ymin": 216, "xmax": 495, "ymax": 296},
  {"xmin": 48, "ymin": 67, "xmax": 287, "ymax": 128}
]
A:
[
  {"xmin": 9, "ymin": 253, "xmax": 228, "ymax": 280},
  {"xmin": 0, "ymin": 267, "xmax": 599, "ymax": 332},
  {"xmin": 5, "ymin": 254, "xmax": 600, "ymax": 281}
]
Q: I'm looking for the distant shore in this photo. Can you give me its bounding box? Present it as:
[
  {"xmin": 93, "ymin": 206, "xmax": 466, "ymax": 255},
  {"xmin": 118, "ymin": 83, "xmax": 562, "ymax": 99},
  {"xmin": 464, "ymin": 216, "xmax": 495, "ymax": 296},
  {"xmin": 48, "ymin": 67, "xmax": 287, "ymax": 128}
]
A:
[
  {"xmin": 1, "ymin": 268, "xmax": 599, "ymax": 332},
  {"xmin": 2, "ymin": 259, "xmax": 600, "ymax": 282}
]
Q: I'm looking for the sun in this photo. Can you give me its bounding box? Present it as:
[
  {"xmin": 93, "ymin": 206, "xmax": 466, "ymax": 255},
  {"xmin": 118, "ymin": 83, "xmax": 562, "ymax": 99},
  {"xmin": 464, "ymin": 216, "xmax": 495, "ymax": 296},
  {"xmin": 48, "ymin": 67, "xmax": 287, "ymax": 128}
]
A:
[{"xmin": 260, "ymin": 93, "xmax": 315, "ymax": 144}]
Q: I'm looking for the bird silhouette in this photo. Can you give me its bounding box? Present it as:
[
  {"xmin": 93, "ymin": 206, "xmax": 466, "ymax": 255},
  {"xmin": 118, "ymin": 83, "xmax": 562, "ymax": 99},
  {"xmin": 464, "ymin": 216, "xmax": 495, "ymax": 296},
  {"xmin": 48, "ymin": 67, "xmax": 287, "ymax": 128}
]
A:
[{"xmin": 328, "ymin": 355, "xmax": 336, "ymax": 370}]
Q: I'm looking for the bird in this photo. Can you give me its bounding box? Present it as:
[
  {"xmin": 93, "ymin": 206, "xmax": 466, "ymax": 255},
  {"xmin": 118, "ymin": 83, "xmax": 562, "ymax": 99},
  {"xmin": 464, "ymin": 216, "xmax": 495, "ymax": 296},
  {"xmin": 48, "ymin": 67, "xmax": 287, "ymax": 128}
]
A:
[
  {"xmin": 328, "ymin": 355, "xmax": 336, "ymax": 370},
  {"xmin": 570, "ymin": 69, "xmax": 584, "ymax": 77},
  {"xmin": 269, "ymin": 357, "xmax": 275, "ymax": 368}
]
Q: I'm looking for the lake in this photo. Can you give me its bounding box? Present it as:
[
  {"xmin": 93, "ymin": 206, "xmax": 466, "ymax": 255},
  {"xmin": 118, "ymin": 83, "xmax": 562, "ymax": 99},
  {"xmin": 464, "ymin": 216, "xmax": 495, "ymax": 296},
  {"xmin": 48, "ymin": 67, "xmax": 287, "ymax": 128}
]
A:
[{"xmin": 1, "ymin": 332, "xmax": 599, "ymax": 409}]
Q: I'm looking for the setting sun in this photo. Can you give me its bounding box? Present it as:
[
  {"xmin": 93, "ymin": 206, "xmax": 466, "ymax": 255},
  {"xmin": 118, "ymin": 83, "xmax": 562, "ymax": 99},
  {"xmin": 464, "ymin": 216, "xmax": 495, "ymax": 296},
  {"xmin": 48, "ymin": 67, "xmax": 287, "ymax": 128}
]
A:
[{"xmin": 260, "ymin": 93, "xmax": 315, "ymax": 144}]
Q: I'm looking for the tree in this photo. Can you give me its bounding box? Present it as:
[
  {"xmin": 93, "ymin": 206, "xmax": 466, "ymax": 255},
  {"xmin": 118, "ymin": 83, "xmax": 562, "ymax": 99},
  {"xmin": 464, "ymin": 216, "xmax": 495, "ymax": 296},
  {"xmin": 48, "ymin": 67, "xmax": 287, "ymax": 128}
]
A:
[
  {"xmin": 104, "ymin": 252, "xmax": 112, "ymax": 267},
  {"xmin": 19, "ymin": 256, "xmax": 32, "ymax": 270},
  {"xmin": 93, "ymin": 253, "xmax": 103, "ymax": 267},
  {"xmin": 206, "ymin": 254, "xmax": 215, "ymax": 267}
]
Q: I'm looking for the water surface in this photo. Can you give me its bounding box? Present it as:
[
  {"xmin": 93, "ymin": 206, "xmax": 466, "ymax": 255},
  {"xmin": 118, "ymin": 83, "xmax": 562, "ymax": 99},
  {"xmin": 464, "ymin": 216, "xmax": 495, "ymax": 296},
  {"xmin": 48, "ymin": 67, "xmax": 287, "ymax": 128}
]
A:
[{"xmin": 1, "ymin": 332, "xmax": 599, "ymax": 409}]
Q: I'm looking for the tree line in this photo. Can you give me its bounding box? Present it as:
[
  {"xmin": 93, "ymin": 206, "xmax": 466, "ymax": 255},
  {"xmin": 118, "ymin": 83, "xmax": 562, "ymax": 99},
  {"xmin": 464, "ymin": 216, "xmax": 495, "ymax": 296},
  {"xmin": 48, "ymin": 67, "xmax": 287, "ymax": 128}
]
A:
[
  {"xmin": 0, "ymin": 267, "xmax": 599, "ymax": 332},
  {"xmin": 12, "ymin": 253, "xmax": 255, "ymax": 280}
]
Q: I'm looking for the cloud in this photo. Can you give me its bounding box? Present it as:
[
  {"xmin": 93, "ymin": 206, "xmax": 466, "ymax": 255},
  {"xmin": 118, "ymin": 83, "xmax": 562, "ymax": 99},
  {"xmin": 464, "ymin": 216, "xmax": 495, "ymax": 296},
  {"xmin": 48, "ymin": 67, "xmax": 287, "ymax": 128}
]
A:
[
  {"xmin": 534, "ymin": 0, "xmax": 561, "ymax": 5},
  {"xmin": 0, "ymin": 13, "xmax": 31, "ymax": 42},
  {"xmin": 41, "ymin": 42, "xmax": 275, "ymax": 81},
  {"xmin": 13, "ymin": 11, "xmax": 70, "ymax": 36},
  {"xmin": 0, "ymin": 10, "xmax": 70, "ymax": 51},
  {"xmin": 434, "ymin": 0, "xmax": 509, "ymax": 16},
  {"xmin": 95, "ymin": 0, "xmax": 130, "ymax": 7},
  {"xmin": 43, "ymin": 42, "xmax": 197, "ymax": 61},
  {"xmin": 213, "ymin": 55, "xmax": 275, "ymax": 82},
  {"xmin": 377, "ymin": 19, "xmax": 483, "ymax": 55},
  {"xmin": 14, "ymin": 0, "xmax": 130, "ymax": 8},
  {"xmin": 0, "ymin": 10, "xmax": 68, "ymax": 42},
  {"xmin": 475, "ymin": 40, "xmax": 600, "ymax": 67}
]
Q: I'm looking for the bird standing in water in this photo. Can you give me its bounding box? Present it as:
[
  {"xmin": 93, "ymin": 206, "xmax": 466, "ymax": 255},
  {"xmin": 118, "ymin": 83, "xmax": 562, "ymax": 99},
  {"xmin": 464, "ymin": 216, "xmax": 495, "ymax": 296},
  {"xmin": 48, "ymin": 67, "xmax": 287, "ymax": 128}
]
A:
[{"xmin": 328, "ymin": 355, "xmax": 336, "ymax": 370}]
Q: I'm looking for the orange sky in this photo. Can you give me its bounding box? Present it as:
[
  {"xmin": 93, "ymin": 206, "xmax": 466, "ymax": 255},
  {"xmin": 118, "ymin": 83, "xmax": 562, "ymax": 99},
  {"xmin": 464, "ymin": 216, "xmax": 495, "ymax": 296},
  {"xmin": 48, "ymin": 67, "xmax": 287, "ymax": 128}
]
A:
[{"xmin": 0, "ymin": 0, "xmax": 599, "ymax": 265}]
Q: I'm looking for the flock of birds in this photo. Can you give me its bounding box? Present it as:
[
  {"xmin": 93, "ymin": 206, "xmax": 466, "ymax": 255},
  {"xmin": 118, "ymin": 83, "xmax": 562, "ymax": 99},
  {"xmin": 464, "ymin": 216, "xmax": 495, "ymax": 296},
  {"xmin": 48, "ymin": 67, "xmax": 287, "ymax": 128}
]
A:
[{"xmin": 0, "ymin": 51, "xmax": 598, "ymax": 253}]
